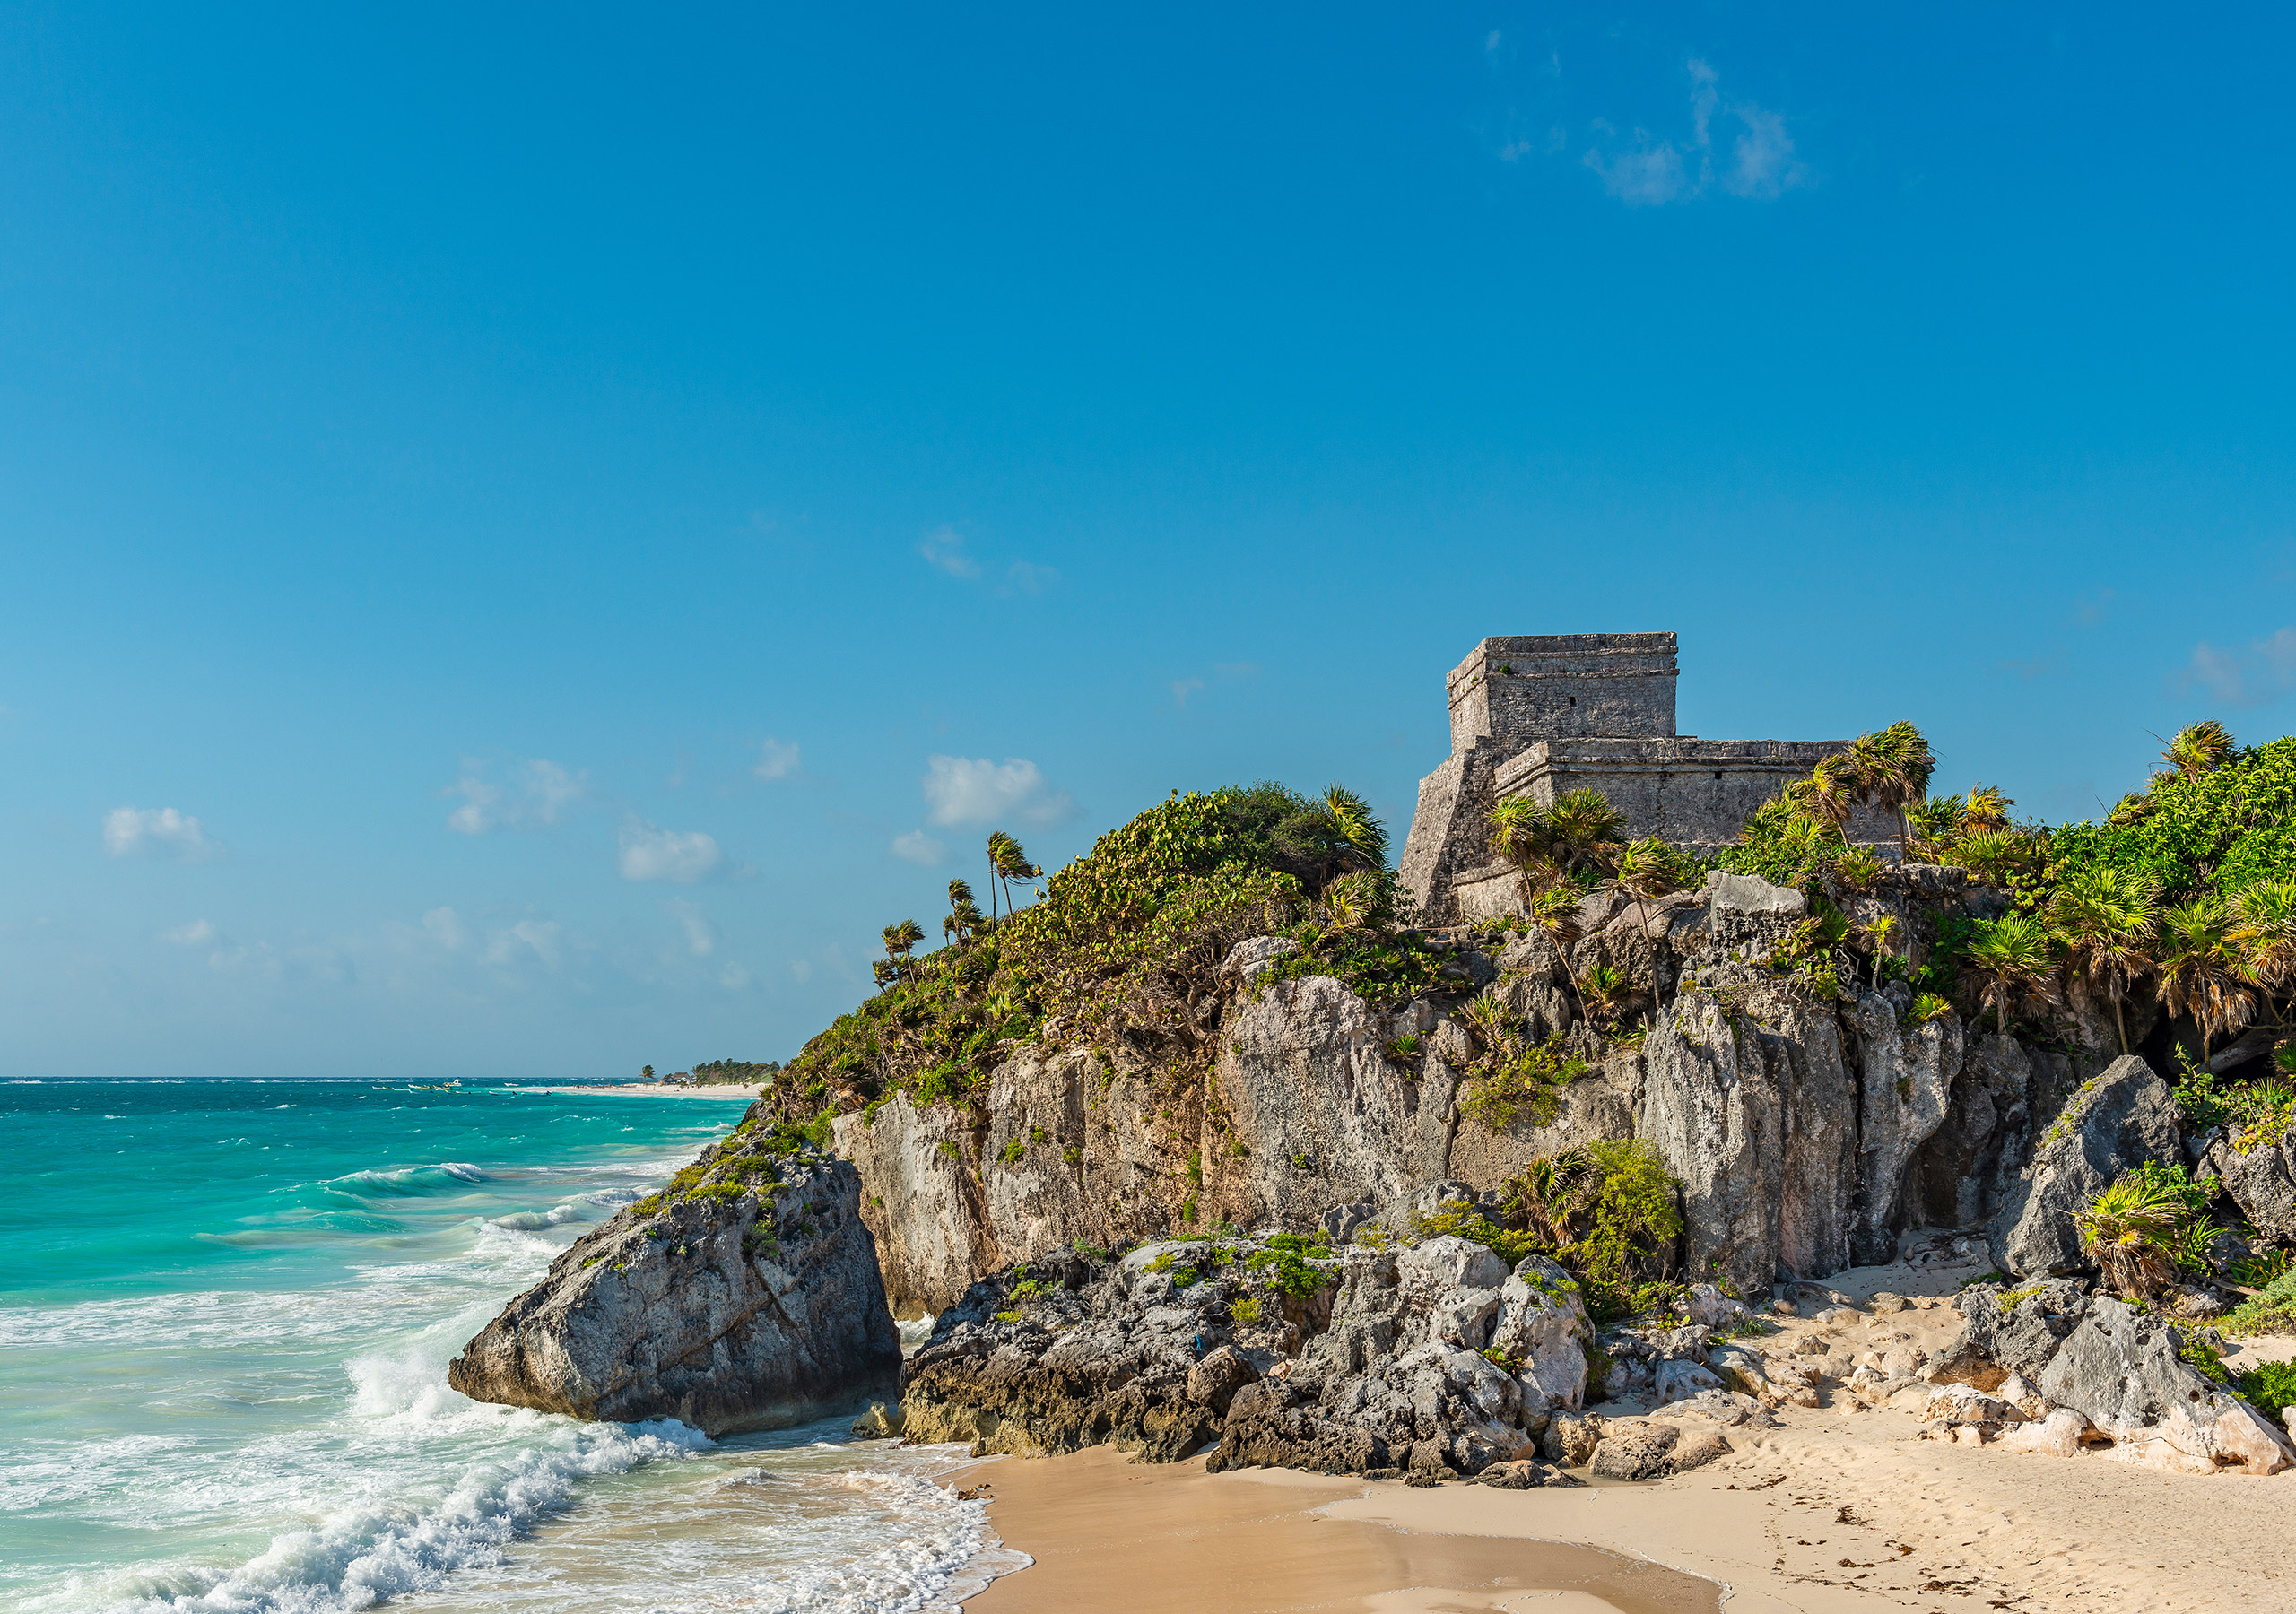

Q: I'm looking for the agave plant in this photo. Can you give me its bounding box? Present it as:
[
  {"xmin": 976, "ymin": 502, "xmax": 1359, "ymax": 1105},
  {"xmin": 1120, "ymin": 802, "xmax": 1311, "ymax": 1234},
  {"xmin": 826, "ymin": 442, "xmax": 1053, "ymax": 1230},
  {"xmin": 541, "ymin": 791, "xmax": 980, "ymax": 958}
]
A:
[
  {"xmin": 1963, "ymin": 910, "xmax": 2056, "ymax": 1035},
  {"xmin": 2164, "ymin": 718, "xmax": 2235, "ymax": 780},
  {"xmin": 2157, "ymin": 895, "xmax": 2256, "ymax": 1055},
  {"xmin": 1578, "ymin": 961, "xmax": 1627, "ymax": 1020},
  {"xmin": 1831, "ymin": 846, "xmax": 1886, "ymax": 893},
  {"xmin": 2048, "ymin": 863, "xmax": 2161, "ymax": 1052}
]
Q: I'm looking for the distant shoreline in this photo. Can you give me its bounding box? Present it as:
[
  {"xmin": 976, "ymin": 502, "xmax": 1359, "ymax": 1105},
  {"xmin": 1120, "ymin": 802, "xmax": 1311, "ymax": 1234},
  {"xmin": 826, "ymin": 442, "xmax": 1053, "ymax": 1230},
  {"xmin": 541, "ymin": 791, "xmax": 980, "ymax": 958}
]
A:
[{"xmin": 517, "ymin": 1083, "xmax": 763, "ymax": 1100}]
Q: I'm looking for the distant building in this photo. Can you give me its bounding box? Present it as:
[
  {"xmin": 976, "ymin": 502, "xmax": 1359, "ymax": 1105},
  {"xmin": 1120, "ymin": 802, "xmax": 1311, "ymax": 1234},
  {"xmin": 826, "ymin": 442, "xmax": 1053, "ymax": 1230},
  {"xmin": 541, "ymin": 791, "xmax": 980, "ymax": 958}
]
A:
[{"xmin": 1396, "ymin": 632, "xmax": 1883, "ymax": 924}]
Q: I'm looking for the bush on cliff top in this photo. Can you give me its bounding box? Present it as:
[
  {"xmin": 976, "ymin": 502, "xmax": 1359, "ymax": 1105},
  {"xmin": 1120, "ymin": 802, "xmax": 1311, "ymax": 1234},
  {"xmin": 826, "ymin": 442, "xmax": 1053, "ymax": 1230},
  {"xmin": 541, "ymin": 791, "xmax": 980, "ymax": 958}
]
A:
[{"xmin": 765, "ymin": 783, "xmax": 1439, "ymax": 1124}]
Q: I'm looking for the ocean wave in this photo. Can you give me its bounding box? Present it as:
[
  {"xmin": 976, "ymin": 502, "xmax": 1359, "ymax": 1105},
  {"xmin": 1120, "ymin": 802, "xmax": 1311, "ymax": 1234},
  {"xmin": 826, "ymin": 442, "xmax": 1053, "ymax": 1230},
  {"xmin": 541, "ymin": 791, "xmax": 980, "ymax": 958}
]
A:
[
  {"xmin": 318, "ymin": 1163, "xmax": 486, "ymax": 1200},
  {"xmin": 103, "ymin": 1419, "xmax": 712, "ymax": 1614},
  {"xmin": 485, "ymin": 1204, "xmax": 580, "ymax": 1232}
]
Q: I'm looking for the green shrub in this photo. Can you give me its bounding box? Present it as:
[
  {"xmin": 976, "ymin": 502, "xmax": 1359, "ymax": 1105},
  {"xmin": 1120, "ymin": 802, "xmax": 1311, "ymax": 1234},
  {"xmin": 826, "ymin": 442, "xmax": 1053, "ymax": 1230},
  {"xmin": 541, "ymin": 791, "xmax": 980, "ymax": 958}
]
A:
[
  {"xmin": 2222, "ymin": 1268, "xmax": 2296, "ymax": 1337},
  {"xmin": 1245, "ymin": 1231, "xmax": 1336, "ymax": 1297},
  {"xmin": 2236, "ymin": 1359, "xmax": 2296, "ymax": 1421},
  {"xmin": 1228, "ymin": 1294, "xmax": 1262, "ymax": 1325}
]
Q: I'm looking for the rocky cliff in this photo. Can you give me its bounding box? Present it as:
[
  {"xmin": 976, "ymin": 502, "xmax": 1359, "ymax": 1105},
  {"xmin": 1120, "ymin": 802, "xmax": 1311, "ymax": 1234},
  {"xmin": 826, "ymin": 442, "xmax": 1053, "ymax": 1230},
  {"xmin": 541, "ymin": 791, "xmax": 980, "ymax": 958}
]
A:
[
  {"xmin": 833, "ymin": 864, "xmax": 2143, "ymax": 1312},
  {"xmin": 448, "ymin": 1127, "xmax": 900, "ymax": 1436}
]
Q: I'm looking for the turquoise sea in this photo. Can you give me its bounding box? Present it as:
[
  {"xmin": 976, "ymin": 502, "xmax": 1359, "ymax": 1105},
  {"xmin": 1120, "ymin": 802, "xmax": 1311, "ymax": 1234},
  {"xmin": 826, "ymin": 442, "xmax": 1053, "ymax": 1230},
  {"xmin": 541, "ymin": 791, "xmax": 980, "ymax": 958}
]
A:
[{"xmin": 0, "ymin": 1080, "xmax": 1010, "ymax": 1614}]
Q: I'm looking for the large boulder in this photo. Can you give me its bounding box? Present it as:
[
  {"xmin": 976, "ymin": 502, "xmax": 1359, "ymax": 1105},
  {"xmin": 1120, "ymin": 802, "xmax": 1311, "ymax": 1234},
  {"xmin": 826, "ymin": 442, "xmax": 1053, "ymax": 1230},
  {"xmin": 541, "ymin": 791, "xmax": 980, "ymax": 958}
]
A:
[
  {"xmin": 448, "ymin": 1132, "xmax": 900, "ymax": 1436},
  {"xmin": 1927, "ymin": 1280, "xmax": 2090, "ymax": 1391},
  {"xmin": 2035, "ymin": 1298, "xmax": 2292, "ymax": 1474},
  {"xmin": 2206, "ymin": 1129, "xmax": 2296, "ymax": 1245},
  {"xmin": 1986, "ymin": 1055, "xmax": 2180, "ymax": 1279}
]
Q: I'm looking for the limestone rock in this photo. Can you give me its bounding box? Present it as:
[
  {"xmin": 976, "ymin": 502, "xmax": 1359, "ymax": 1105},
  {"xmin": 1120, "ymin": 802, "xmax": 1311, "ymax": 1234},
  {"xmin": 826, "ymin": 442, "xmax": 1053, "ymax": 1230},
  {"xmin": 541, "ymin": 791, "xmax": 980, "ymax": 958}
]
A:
[
  {"xmin": 448, "ymin": 1140, "xmax": 900, "ymax": 1436},
  {"xmin": 1996, "ymin": 1406, "xmax": 2092, "ymax": 1458},
  {"xmin": 1588, "ymin": 1421, "xmax": 1679, "ymax": 1480},
  {"xmin": 1927, "ymin": 1281, "xmax": 2089, "ymax": 1391},
  {"xmin": 1986, "ymin": 1055, "xmax": 2181, "ymax": 1279},
  {"xmin": 2035, "ymin": 1297, "xmax": 2293, "ymax": 1474},
  {"xmin": 1542, "ymin": 1411, "xmax": 1605, "ymax": 1465},
  {"xmin": 1654, "ymin": 1358, "xmax": 1723, "ymax": 1403},
  {"xmin": 2206, "ymin": 1130, "xmax": 2296, "ymax": 1245},
  {"xmin": 905, "ymin": 1230, "xmax": 1591, "ymax": 1480},
  {"xmin": 1844, "ymin": 991, "xmax": 1963, "ymax": 1265}
]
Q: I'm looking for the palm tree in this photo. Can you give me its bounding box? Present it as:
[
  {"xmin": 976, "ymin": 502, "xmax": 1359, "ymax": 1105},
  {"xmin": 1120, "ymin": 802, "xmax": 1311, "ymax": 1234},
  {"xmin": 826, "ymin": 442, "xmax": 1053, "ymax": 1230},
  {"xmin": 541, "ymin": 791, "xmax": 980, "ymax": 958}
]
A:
[
  {"xmin": 944, "ymin": 879, "xmax": 987, "ymax": 948},
  {"xmin": 1796, "ymin": 752, "xmax": 1864, "ymax": 845},
  {"xmin": 1906, "ymin": 794, "xmax": 1969, "ymax": 863},
  {"xmin": 1322, "ymin": 785, "xmax": 1388, "ymax": 872},
  {"xmin": 1541, "ymin": 788, "xmax": 1625, "ymax": 880},
  {"xmin": 882, "ymin": 918, "xmax": 925, "ymax": 984},
  {"xmin": 2076, "ymin": 1171, "xmax": 2194, "ymax": 1301},
  {"xmin": 987, "ymin": 833, "xmax": 1040, "ymax": 915},
  {"xmin": 2156, "ymin": 895, "xmax": 2255, "ymax": 1056},
  {"xmin": 1963, "ymin": 784, "xmax": 2013, "ymax": 834},
  {"xmin": 2048, "ymin": 864, "xmax": 2162, "ymax": 1052},
  {"xmin": 1963, "ymin": 911, "xmax": 2056, "ymax": 1035},
  {"xmin": 1605, "ymin": 837, "xmax": 1685, "ymax": 932},
  {"xmin": 1490, "ymin": 796, "xmax": 1557, "ymax": 891},
  {"xmin": 1952, "ymin": 829, "xmax": 2039, "ymax": 890},
  {"xmin": 2164, "ymin": 719, "xmax": 2234, "ymax": 780},
  {"xmin": 2232, "ymin": 878, "xmax": 2296, "ymax": 992}
]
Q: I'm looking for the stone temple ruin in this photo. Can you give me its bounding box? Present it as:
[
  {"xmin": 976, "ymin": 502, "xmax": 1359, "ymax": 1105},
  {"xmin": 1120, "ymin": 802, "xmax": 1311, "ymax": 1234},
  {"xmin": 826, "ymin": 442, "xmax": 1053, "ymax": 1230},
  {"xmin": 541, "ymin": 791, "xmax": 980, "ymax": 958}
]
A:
[{"xmin": 1398, "ymin": 632, "xmax": 1874, "ymax": 925}]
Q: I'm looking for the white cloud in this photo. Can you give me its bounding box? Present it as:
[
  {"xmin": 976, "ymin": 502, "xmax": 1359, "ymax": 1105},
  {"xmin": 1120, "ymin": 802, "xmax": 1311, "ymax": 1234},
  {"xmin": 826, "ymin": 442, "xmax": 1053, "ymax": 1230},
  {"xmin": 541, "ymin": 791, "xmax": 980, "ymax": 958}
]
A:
[
  {"xmin": 1170, "ymin": 678, "xmax": 1205, "ymax": 708},
  {"xmin": 1004, "ymin": 560, "xmax": 1057, "ymax": 595},
  {"xmin": 920, "ymin": 756, "xmax": 1078, "ymax": 829},
  {"xmin": 2180, "ymin": 629, "xmax": 2296, "ymax": 707},
  {"xmin": 1578, "ymin": 59, "xmax": 1805, "ymax": 206},
  {"xmin": 422, "ymin": 907, "xmax": 470, "ymax": 950},
  {"xmin": 918, "ymin": 525, "xmax": 980, "ymax": 578},
  {"xmin": 672, "ymin": 901, "xmax": 717, "ymax": 957},
  {"xmin": 891, "ymin": 829, "xmax": 947, "ymax": 865},
  {"xmin": 618, "ymin": 820, "xmax": 725, "ymax": 883},
  {"xmin": 485, "ymin": 919, "xmax": 561, "ymax": 967},
  {"xmin": 789, "ymin": 958, "xmax": 814, "ymax": 984},
  {"xmin": 754, "ymin": 737, "xmax": 800, "ymax": 780},
  {"xmin": 445, "ymin": 758, "xmax": 586, "ymax": 833},
  {"xmin": 718, "ymin": 962, "xmax": 752, "ymax": 989},
  {"xmin": 104, "ymin": 806, "xmax": 214, "ymax": 860},
  {"xmin": 161, "ymin": 919, "xmax": 216, "ymax": 946}
]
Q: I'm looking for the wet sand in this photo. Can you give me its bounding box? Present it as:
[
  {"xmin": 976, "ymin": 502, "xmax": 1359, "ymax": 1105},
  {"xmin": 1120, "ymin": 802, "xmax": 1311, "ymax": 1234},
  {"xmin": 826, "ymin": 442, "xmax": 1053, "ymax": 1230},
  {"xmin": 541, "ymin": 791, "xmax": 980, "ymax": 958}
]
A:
[{"xmin": 957, "ymin": 1445, "xmax": 1719, "ymax": 1614}]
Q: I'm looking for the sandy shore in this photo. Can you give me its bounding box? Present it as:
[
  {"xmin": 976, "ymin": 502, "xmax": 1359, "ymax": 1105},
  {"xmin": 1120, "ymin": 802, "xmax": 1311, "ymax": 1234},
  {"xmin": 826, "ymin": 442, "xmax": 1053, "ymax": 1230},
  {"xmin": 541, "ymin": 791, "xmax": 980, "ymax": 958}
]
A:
[
  {"xmin": 955, "ymin": 1255, "xmax": 2296, "ymax": 1614},
  {"xmin": 518, "ymin": 1083, "xmax": 763, "ymax": 1099}
]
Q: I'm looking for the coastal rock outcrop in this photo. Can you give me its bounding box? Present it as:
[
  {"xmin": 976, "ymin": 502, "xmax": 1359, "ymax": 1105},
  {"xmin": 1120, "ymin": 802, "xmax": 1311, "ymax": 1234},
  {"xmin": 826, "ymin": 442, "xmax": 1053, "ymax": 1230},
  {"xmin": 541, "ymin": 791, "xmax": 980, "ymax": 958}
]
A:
[
  {"xmin": 897, "ymin": 1232, "xmax": 1593, "ymax": 1480},
  {"xmin": 448, "ymin": 1131, "xmax": 900, "ymax": 1436},
  {"xmin": 1985, "ymin": 1055, "xmax": 2181, "ymax": 1279},
  {"xmin": 823, "ymin": 867, "xmax": 2120, "ymax": 1310},
  {"xmin": 1925, "ymin": 1282, "xmax": 2292, "ymax": 1474}
]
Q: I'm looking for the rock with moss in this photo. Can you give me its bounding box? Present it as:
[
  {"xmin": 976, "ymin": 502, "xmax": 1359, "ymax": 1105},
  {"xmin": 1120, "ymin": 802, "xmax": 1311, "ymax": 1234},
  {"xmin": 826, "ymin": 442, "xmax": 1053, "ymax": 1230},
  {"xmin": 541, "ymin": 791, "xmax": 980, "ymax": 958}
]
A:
[
  {"xmin": 447, "ymin": 1130, "xmax": 899, "ymax": 1436},
  {"xmin": 897, "ymin": 1229, "xmax": 1589, "ymax": 1480},
  {"xmin": 1985, "ymin": 1055, "xmax": 2181, "ymax": 1279}
]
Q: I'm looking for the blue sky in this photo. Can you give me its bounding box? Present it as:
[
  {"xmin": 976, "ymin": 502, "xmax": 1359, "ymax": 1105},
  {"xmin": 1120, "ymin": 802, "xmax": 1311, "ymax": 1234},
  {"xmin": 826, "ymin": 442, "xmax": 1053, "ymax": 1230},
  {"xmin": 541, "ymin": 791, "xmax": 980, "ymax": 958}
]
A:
[{"xmin": 6, "ymin": 4, "xmax": 2295, "ymax": 1078}]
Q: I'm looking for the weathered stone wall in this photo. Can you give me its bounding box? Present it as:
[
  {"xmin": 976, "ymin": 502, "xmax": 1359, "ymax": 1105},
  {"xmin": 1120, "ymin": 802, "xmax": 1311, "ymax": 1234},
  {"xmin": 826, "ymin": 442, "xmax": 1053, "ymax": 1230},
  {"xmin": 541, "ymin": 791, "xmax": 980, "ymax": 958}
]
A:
[
  {"xmin": 1400, "ymin": 630, "xmax": 1882, "ymax": 924},
  {"xmin": 1493, "ymin": 737, "xmax": 1892, "ymax": 850},
  {"xmin": 1444, "ymin": 633, "xmax": 1678, "ymax": 752}
]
